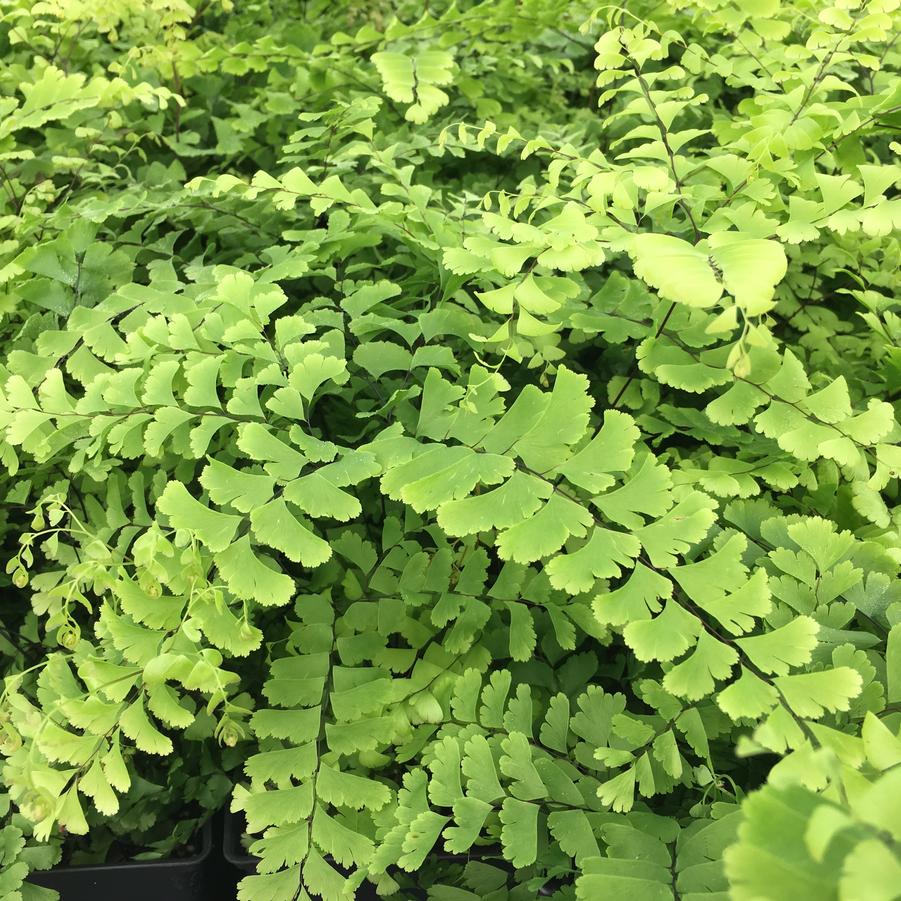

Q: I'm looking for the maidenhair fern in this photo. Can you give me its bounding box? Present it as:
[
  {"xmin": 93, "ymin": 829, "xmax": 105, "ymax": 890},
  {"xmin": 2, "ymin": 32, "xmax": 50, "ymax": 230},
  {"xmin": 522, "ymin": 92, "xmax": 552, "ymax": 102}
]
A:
[{"xmin": 0, "ymin": 0, "xmax": 899, "ymax": 899}]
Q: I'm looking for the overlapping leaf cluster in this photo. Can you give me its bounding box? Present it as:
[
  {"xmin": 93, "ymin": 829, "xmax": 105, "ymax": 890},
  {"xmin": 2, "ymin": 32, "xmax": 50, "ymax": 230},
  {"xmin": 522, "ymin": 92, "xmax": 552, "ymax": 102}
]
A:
[{"xmin": 0, "ymin": 0, "xmax": 898, "ymax": 899}]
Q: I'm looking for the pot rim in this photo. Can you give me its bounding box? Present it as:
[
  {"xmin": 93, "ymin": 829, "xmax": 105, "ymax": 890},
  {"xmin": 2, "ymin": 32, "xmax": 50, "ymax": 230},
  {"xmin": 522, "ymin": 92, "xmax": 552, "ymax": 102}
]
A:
[{"xmin": 29, "ymin": 819, "xmax": 213, "ymax": 876}]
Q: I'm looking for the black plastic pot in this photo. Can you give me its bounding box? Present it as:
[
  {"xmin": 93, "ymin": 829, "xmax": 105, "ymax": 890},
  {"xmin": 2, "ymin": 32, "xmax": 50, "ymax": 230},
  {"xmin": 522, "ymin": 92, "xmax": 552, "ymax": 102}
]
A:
[
  {"xmin": 222, "ymin": 810, "xmax": 256, "ymax": 875},
  {"xmin": 26, "ymin": 820, "xmax": 215, "ymax": 900}
]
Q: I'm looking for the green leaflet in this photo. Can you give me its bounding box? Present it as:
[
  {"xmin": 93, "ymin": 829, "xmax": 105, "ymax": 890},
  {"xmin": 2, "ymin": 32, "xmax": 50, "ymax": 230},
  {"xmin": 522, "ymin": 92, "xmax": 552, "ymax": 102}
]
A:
[
  {"xmin": 630, "ymin": 232, "xmax": 788, "ymax": 315},
  {"xmin": 250, "ymin": 497, "xmax": 333, "ymax": 567},
  {"xmin": 215, "ymin": 535, "xmax": 296, "ymax": 607},
  {"xmin": 157, "ymin": 481, "xmax": 241, "ymax": 553},
  {"xmin": 372, "ymin": 49, "xmax": 455, "ymax": 123},
  {"xmin": 724, "ymin": 779, "xmax": 901, "ymax": 901}
]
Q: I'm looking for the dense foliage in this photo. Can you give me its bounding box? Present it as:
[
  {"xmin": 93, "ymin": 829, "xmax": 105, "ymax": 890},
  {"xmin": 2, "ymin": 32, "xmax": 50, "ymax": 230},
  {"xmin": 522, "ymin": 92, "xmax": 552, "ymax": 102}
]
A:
[{"xmin": 0, "ymin": 0, "xmax": 899, "ymax": 899}]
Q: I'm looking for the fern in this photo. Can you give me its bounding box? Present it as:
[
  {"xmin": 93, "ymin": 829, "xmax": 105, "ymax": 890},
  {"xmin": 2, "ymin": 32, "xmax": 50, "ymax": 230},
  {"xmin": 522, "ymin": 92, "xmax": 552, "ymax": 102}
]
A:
[{"xmin": 0, "ymin": 0, "xmax": 898, "ymax": 897}]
